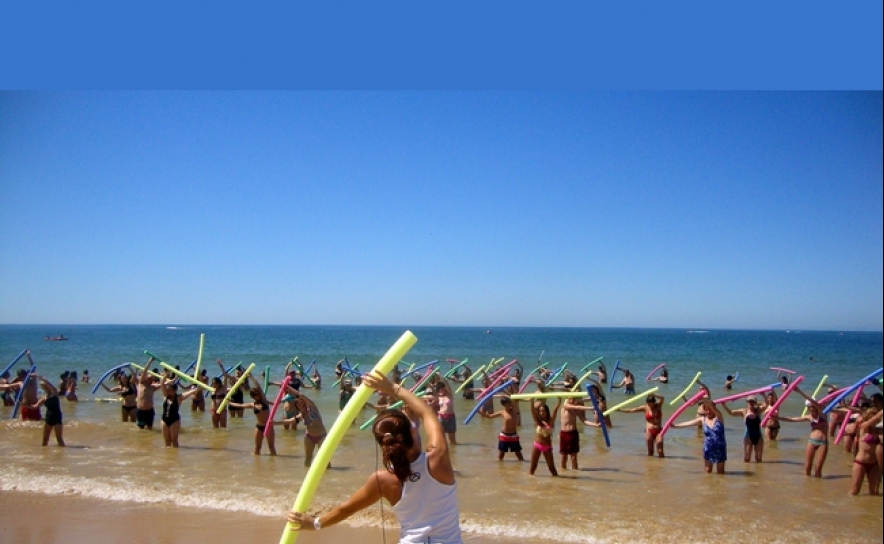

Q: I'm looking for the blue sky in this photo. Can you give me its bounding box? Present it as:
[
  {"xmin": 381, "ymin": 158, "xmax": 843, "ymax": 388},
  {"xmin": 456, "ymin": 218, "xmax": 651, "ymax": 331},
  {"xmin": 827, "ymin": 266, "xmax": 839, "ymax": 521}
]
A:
[{"xmin": 1, "ymin": 92, "xmax": 881, "ymax": 330}]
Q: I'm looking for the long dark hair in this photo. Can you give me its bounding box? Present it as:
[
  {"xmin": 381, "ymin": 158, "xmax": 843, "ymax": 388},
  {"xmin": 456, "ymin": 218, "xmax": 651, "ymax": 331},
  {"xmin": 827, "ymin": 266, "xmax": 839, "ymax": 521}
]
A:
[{"xmin": 372, "ymin": 409, "xmax": 415, "ymax": 482}]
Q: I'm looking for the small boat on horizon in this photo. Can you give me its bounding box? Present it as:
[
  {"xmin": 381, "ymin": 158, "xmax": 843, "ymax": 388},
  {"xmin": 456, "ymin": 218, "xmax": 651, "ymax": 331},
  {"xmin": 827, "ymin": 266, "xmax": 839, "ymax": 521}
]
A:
[{"xmin": 44, "ymin": 335, "xmax": 69, "ymax": 341}]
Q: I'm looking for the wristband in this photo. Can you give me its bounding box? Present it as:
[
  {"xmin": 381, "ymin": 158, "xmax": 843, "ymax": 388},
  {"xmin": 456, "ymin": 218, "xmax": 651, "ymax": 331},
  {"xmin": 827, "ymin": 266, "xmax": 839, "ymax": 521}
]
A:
[{"xmin": 313, "ymin": 517, "xmax": 322, "ymax": 531}]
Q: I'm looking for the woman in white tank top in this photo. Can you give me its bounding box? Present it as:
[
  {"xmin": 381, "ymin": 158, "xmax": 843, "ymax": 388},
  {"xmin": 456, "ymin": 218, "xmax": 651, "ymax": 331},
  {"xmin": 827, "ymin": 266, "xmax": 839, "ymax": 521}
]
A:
[{"xmin": 287, "ymin": 370, "xmax": 463, "ymax": 544}]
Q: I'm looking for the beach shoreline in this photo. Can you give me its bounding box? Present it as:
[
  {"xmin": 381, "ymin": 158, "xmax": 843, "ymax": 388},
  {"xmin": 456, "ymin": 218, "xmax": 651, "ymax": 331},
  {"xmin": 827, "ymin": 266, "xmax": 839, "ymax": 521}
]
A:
[{"xmin": 0, "ymin": 490, "xmax": 553, "ymax": 544}]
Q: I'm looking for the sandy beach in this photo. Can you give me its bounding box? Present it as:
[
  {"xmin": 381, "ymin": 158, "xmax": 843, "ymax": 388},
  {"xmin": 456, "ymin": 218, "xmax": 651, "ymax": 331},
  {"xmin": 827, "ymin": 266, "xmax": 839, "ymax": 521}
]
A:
[{"xmin": 0, "ymin": 491, "xmax": 552, "ymax": 544}]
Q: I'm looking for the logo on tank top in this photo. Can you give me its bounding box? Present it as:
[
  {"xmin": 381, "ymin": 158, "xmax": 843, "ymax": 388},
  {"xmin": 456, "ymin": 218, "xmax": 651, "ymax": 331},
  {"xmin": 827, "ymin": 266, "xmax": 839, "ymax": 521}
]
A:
[{"xmin": 408, "ymin": 472, "xmax": 421, "ymax": 483}]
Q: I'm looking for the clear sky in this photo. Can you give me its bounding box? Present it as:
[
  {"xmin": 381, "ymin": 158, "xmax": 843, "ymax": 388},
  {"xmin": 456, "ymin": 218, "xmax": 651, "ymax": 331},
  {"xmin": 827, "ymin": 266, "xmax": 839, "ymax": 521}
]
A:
[{"xmin": 1, "ymin": 92, "xmax": 881, "ymax": 330}]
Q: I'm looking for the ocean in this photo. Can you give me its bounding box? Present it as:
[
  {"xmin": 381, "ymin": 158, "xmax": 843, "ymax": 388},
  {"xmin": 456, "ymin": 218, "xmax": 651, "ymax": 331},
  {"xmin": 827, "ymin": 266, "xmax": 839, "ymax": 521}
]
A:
[{"xmin": 1, "ymin": 325, "xmax": 882, "ymax": 543}]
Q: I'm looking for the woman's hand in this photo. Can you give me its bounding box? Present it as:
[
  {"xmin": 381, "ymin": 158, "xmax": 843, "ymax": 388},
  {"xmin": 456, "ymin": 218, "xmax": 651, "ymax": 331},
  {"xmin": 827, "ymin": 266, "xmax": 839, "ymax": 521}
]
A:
[
  {"xmin": 287, "ymin": 511, "xmax": 317, "ymax": 531},
  {"xmin": 362, "ymin": 370, "xmax": 396, "ymax": 397}
]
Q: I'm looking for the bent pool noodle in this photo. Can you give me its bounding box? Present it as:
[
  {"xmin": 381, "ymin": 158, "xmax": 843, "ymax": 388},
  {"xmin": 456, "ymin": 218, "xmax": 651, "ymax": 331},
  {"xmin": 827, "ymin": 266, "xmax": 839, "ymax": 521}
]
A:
[
  {"xmin": 2, "ymin": 349, "xmax": 28, "ymax": 377},
  {"xmin": 572, "ymin": 358, "xmax": 604, "ymax": 391},
  {"xmin": 509, "ymin": 392, "xmax": 587, "ymax": 400},
  {"xmin": 834, "ymin": 387, "xmax": 863, "ymax": 445},
  {"xmin": 670, "ymin": 372, "xmax": 702, "ymax": 406},
  {"xmin": 607, "ymin": 361, "xmax": 621, "ymax": 392},
  {"xmin": 280, "ymin": 331, "xmax": 417, "ymax": 544},
  {"xmin": 454, "ymin": 364, "xmax": 485, "ymax": 394},
  {"xmin": 529, "ymin": 362, "xmax": 547, "ymax": 375},
  {"xmin": 193, "ymin": 333, "xmax": 205, "ymax": 379},
  {"xmin": 802, "ymin": 374, "xmax": 829, "ymax": 417},
  {"xmin": 264, "ymin": 376, "xmax": 292, "ymax": 438},
  {"xmin": 603, "ymin": 387, "xmax": 660, "ymax": 417},
  {"xmin": 822, "ymin": 368, "xmax": 884, "ymax": 415},
  {"xmin": 11, "ymin": 363, "xmax": 37, "ymax": 419},
  {"xmin": 580, "ymin": 356, "xmax": 604, "ymax": 374},
  {"xmin": 360, "ymin": 400, "xmax": 405, "ymax": 430},
  {"xmin": 545, "ymin": 363, "xmax": 569, "ymax": 387},
  {"xmin": 91, "ymin": 363, "xmax": 133, "ymax": 394},
  {"xmin": 713, "ymin": 383, "xmax": 781, "ymax": 404},
  {"xmin": 464, "ymin": 380, "xmax": 513, "ymax": 425},
  {"xmin": 770, "ymin": 367, "xmax": 796, "ymax": 374},
  {"xmin": 586, "ymin": 384, "xmax": 611, "ymax": 448},
  {"xmin": 216, "ymin": 363, "xmax": 256, "ymax": 414},
  {"xmin": 659, "ymin": 390, "xmax": 708, "ymax": 439},
  {"xmin": 160, "ymin": 363, "xmax": 216, "ymax": 393},
  {"xmin": 645, "ymin": 363, "xmax": 666, "ymax": 382},
  {"xmin": 761, "ymin": 376, "xmax": 805, "ymax": 427}
]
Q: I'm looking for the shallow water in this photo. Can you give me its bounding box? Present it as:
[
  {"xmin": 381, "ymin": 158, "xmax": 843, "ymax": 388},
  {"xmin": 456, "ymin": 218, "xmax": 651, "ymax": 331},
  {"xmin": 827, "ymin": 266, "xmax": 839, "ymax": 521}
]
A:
[{"xmin": 1, "ymin": 325, "xmax": 882, "ymax": 543}]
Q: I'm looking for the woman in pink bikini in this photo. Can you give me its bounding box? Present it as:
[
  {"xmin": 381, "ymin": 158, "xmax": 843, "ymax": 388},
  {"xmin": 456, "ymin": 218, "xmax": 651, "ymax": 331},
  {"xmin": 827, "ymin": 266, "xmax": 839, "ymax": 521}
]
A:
[
  {"xmin": 849, "ymin": 406, "xmax": 882, "ymax": 495},
  {"xmin": 529, "ymin": 397, "xmax": 561, "ymax": 476}
]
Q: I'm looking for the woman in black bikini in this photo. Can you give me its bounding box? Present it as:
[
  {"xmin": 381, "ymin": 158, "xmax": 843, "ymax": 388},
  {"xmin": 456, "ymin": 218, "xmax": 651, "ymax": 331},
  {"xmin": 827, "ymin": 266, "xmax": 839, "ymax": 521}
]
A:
[
  {"xmin": 160, "ymin": 381, "xmax": 200, "ymax": 448},
  {"xmin": 228, "ymin": 377, "xmax": 277, "ymax": 456},
  {"xmin": 721, "ymin": 396, "xmax": 764, "ymax": 462},
  {"xmin": 102, "ymin": 371, "xmax": 138, "ymax": 422}
]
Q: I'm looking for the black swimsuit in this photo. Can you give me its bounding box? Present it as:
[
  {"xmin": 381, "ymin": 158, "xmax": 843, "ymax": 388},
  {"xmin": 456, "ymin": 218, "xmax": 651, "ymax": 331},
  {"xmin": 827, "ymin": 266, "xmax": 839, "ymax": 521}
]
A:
[
  {"xmin": 745, "ymin": 413, "xmax": 763, "ymax": 445},
  {"xmin": 162, "ymin": 396, "xmax": 181, "ymax": 426},
  {"xmin": 44, "ymin": 394, "xmax": 63, "ymax": 426}
]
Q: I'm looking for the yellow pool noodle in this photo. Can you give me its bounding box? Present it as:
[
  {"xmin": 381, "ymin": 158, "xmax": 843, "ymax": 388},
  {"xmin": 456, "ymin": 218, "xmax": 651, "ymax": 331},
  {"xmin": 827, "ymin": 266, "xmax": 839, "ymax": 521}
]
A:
[
  {"xmin": 570, "ymin": 357, "xmax": 604, "ymax": 391},
  {"xmin": 215, "ymin": 363, "xmax": 256, "ymax": 414},
  {"xmin": 604, "ymin": 387, "xmax": 660, "ymax": 416},
  {"xmin": 193, "ymin": 333, "xmax": 205, "ymax": 379},
  {"xmin": 279, "ymin": 331, "xmax": 417, "ymax": 544},
  {"xmin": 670, "ymin": 372, "xmax": 702, "ymax": 406},
  {"xmin": 454, "ymin": 364, "xmax": 485, "ymax": 394},
  {"xmin": 160, "ymin": 362, "xmax": 215, "ymax": 393},
  {"xmin": 802, "ymin": 374, "xmax": 829, "ymax": 417},
  {"xmin": 510, "ymin": 392, "xmax": 588, "ymax": 400},
  {"xmin": 129, "ymin": 362, "xmax": 163, "ymax": 379}
]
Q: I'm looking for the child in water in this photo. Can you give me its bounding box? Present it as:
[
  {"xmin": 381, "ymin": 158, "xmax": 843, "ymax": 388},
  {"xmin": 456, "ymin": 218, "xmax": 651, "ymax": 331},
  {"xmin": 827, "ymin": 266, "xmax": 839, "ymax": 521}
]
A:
[
  {"xmin": 529, "ymin": 398, "xmax": 562, "ymax": 476},
  {"xmin": 481, "ymin": 397, "xmax": 524, "ymax": 461}
]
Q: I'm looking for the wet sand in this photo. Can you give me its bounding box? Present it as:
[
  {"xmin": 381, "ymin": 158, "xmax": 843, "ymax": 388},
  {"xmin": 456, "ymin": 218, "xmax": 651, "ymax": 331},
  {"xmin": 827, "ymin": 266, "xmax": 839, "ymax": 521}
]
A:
[{"xmin": 0, "ymin": 491, "xmax": 556, "ymax": 544}]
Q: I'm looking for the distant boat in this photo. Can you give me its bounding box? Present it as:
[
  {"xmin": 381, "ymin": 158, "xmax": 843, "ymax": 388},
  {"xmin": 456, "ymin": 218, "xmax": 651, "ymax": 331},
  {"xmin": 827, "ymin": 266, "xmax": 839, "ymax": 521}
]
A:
[{"xmin": 44, "ymin": 335, "xmax": 69, "ymax": 341}]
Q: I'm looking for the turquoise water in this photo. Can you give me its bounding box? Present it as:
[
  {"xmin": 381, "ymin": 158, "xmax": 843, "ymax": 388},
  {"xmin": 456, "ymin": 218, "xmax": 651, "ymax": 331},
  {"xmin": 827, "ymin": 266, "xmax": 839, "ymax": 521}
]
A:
[{"xmin": 1, "ymin": 325, "xmax": 882, "ymax": 544}]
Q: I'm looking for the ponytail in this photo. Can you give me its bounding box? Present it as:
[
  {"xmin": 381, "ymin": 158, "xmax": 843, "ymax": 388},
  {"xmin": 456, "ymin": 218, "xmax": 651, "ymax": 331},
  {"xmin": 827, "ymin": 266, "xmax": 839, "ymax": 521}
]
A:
[{"xmin": 373, "ymin": 410, "xmax": 415, "ymax": 482}]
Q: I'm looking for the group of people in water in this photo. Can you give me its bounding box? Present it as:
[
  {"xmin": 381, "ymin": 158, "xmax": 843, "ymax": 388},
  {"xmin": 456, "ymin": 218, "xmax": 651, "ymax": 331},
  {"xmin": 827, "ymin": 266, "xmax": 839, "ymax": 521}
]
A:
[{"xmin": 4, "ymin": 356, "xmax": 882, "ymax": 490}]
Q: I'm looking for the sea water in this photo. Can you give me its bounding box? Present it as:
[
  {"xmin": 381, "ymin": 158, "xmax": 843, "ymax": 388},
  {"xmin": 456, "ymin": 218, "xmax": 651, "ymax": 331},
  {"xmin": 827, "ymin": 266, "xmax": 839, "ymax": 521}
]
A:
[{"xmin": 1, "ymin": 325, "xmax": 882, "ymax": 543}]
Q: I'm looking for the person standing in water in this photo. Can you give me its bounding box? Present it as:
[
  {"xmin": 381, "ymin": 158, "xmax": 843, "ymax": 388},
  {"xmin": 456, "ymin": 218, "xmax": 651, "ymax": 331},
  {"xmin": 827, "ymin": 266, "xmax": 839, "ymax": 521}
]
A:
[
  {"xmin": 671, "ymin": 397, "xmax": 728, "ymax": 474},
  {"xmin": 721, "ymin": 397, "xmax": 764, "ymax": 462},
  {"xmin": 136, "ymin": 357, "xmax": 164, "ymax": 430},
  {"xmin": 28, "ymin": 374, "xmax": 65, "ymax": 447},
  {"xmin": 287, "ymin": 370, "xmax": 463, "ymax": 543}
]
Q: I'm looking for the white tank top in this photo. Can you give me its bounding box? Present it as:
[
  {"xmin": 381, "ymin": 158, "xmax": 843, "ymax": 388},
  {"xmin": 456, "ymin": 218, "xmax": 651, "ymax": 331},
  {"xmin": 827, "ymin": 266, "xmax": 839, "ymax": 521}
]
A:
[{"xmin": 392, "ymin": 452, "xmax": 462, "ymax": 544}]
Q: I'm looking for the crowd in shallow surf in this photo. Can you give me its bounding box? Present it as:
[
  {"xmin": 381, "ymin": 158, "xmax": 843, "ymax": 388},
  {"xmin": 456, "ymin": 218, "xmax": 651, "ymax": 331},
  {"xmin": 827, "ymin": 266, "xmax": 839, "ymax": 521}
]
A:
[{"xmin": 2, "ymin": 348, "xmax": 883, "ymax": 541}]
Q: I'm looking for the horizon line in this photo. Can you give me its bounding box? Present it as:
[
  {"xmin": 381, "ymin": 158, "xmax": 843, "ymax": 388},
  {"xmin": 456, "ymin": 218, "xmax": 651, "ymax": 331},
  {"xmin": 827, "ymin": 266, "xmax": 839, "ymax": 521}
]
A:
[{"xmin": 2, "ymin": 323, "xmax": 882, "ymax": 334}]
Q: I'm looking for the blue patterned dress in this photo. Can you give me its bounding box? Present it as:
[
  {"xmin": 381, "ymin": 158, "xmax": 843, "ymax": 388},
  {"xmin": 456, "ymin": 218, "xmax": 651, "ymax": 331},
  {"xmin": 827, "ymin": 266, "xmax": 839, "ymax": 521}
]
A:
[{"xmin": 703, "ymin": 418, "xmax": 727, "ymax": 464}]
